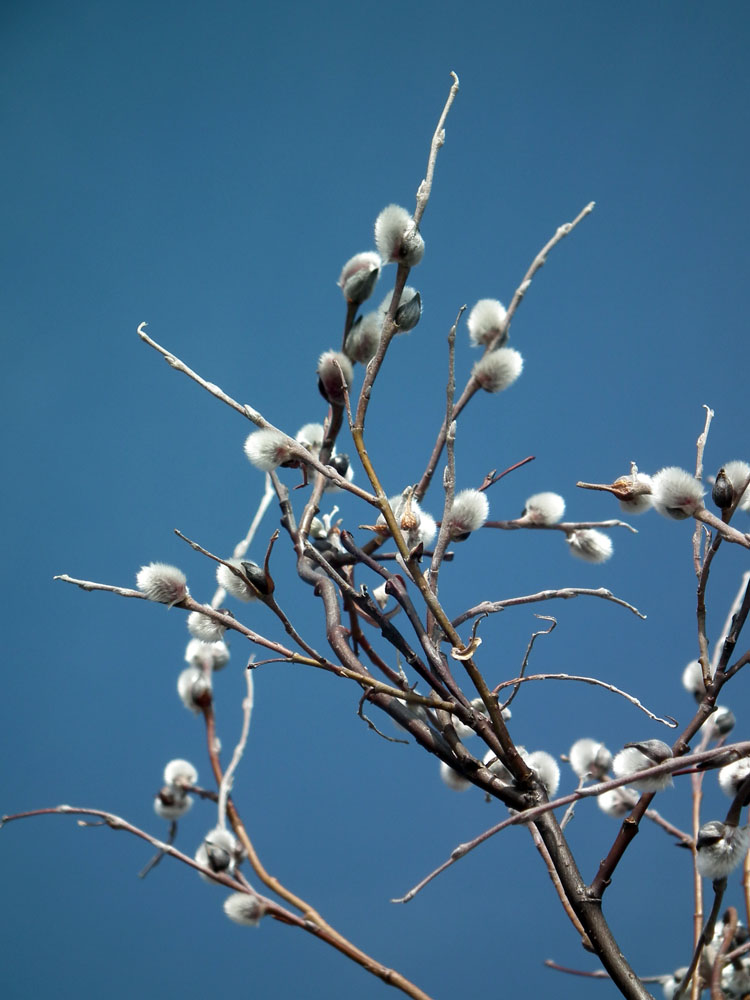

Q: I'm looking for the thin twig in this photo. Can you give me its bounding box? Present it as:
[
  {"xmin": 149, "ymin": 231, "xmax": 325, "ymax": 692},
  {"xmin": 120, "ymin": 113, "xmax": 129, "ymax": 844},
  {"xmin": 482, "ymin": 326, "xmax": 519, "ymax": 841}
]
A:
[
  {"xmin": 217, "ymin": 670, "xmax": 255, "ymax": 830},
  {"xmin": 452, "ymin": 586, "xmax": 646, "ymax": 627},
  {"xmin": 493, "ymin": 672, "xmax": 675, "ymax": 727},
  {"xmin": 413, "ymin": 71, "xmax": 460, "ymax": 226}
]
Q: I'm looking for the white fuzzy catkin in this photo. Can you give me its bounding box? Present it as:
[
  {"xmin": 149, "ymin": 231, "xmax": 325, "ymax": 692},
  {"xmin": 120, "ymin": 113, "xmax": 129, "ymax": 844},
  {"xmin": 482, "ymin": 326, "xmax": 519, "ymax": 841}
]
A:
[
  {"xmin": 185, "ymin": 638, "xmax": 230, "ymax": 671},
  {"xmin": 446, "ymin": 489, "xmax": 489, "ymax": 540},
  {"xmin": 722, "ymin": 460, "xmax": 750, "ymax": 510},
  {"xmin": 344, "ymin": 311, "xmax": 381, "ymax": 364},
  {"xmin": 612, "ymin": 741, "xmax": 673, "ymax": 792},
  {"xmin": 164, "ymin": 759, "xmax": 198, "ymax": 787},
  {"xmin": 196, "ymin": 827, "xmax": 238, "ymax": 882},
  {"xmin": 439, "ymin": 761, "xmax": 472, "ymax": 792},
  {"xmin": 223, "ymin": 891, "xmax": 266, "ymax": 927},
  {"xmin": 177, "ymin": 666, "xmax": 212, "ymax": 713},
  {"xmin": 569, "ymin": 738, "xmax": 612, "ymax": 780},
  {"xmin": 523, "ymin": 492, "xmax": 566, "ymax": 525},
  {"xmin": 187, "ymin": 611, "xmax": 225, "ymax": 642},
  {"xmin": 136, "ymin": 563, "xmax": 188, "ymax": 605},
  {"xmin": 597, "ymin": 786, "xmax": 638, "ymax": 818},
  {"xmin": 696, "ymin": 822, "xmax": 750, "ymax": 879},
  {"xmin": 718, "ymin": 758, "xmax": 750, "ymax": 798},
  {"xmin": 317, "ymin": 350, "xmax": 354, "ymax": 405},
  {"xmin": 566, "ymin": 529, "xmax": 613, "ymax": 563},
  {"xmin": 527, "ymin": 751, "xmax": 560, "ymax": 796},
  {"xmin": 216, "ymin": 559, "xmax": 259, "ymax": 602},
  {"xmin": 244, "ymin": 428, "xmax": 296, "ymax": 471},
  {"xmin": 378, "ymin": 491, "xmax": 436, "ymax": 548},
  {"xmin": 153, "ymin": 789, "xmax": 193, "ymax": 820},
  {"xmin": 377, "ymin": 286, "xmax": 421, "ymax": 332},
  {"xmin": 467, "ymin": 299, "xmax": 508, "ymax": 347},
  {"xmin": 681, "ymin": 659, "xmax": 707, "ymax": 698},
  {"xmin": 650, "ymin": 466, "xmax": 705, "ymax": 519},
  {"xmin": 472, "ymin": 348, "xmax": 523, "ymax": 393},
  {"xmin": 338, "ymin": 251, "xmax": 381, "ymax": 304},
  {"xmin": 374, "ymin": 204, "xmax": 424, "ymax": 266},
  {"xmin": 295, "ymin": 422, "xmax": 325, "ymax": 455}
]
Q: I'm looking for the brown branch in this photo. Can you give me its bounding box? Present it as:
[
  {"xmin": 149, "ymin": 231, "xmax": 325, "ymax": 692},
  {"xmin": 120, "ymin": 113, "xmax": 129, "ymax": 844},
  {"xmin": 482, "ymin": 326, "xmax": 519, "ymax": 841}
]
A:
[{"xmin": 452, "ymin": 586, "xmax": 646, "ymax": 627}]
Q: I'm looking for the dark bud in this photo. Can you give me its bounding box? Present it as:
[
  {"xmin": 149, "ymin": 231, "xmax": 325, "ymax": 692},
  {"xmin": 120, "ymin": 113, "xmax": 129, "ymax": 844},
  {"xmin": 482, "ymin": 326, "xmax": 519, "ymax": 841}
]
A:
[
  {"xmin": 329, "ymin": 453, "xmax": 350, "ymax": 477},
  {"xmin": 395, "ymin": 291, "xmax": 422, "ymax": 332},
  {"xmin": 712, "ymin": 468, "xmax": 734, "ymax": 509},
  {"xmin": 240, "ymin": 560, "xmax": 271, "ymax": 596}
]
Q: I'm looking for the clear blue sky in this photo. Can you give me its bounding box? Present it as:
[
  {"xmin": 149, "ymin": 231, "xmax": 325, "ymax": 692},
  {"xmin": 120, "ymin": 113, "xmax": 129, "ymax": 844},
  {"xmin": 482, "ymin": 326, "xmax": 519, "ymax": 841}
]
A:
[{"xmin": 3, "ymin": 2, "xmax": 749, "ymax": 998}]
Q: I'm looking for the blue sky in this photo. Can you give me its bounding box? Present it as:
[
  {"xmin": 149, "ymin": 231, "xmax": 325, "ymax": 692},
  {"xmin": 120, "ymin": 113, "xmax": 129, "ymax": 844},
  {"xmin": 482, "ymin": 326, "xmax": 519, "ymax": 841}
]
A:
[{"xmin": 3, "ymin": 2, "xmax": 750, "ymax": 998}]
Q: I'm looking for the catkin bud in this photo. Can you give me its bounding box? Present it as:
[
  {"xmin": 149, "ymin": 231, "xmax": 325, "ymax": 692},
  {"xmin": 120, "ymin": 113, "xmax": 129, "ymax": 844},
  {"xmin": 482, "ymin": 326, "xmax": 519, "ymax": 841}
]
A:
[
  {"xmin": 718, "ymin": 758, "xmax": 750, "ymax": 798},
  {"xmin": 720, "ymin": 460, "xmax": 750, "ymax": 510},
  {"xmin": 467, "ymin": 299, "xmax": 508, "ymax": 347},
  {"xmin": 317, "ymin": 350, "xmax": 354, "ymax": 406},
  {"xmin": 569, "ymin": 738, "xmax": 612, "ymax": 780},
  {"xmin": 223, "ymin": 891, "xmax": 266, "ymax": 927},
  {"xmin": 712, "ymin": 469, "xmax": 734, "ymax": 510},
  {"xmin": 196, "ymin": 827, "xmax": 239, "ymax": 882},
  {"xmin": 378, "ymin": 286, "xmax": 422, "ymax": 332},
  {"xmin": 337, "ymin": 251, "xmax": 381, "ymax": 304},
  {"xmin": 445, "ymin": 489, "xmax": 489, "ymax": 541},
  {"xmin": 344, "ymin": 312, "xmax": 381, "ymax": 364},
  {"xmin": 187, "ymin": 611, "xmax": 226, "ymax": 642},
  {"xmin": 216, "ymin": 559, "xmax": 261, "ymax": 602},
  {"xmin": 472, "ymin": 348, "xmax": 523, "ymax": 393},
  {"xmin": 154, "ymin": 786, "xmax": 193, "ymax": 820},
  {"xmin": 136, "ymin": 563, "xmax": 188, "ymax": 606},
  {"xmin": 177, "ymin": 666, "xmax": 212, "ymax": 713},
  {"xmin": 612, "ymin": 740, "xmax": 673, "ymax": 792},
  {"xmin": 566, "ymin": 529, "xmax": 613, "ymax": 563},
  {"xmin": 185, "ymin": 638, "xmax": 230, "ymax": 671},
  {"xmin": 164, "ymin": 759, "xmax": 198, "ymax": 787},
  {"xmin": 244, "ymin": 428, "xmax": 298, "ymax": 472},
  {"xmin": 374, "ymin": 204, "xmax": 425, "ymax": 266},
  {"xmin": 707, "ymin": 705, "xmax": 735, "ymax": 738},
  {"xmin": 522, "ymin": 492, "xmax": 566, "ymax": 525},
  {"xmin": 527, "ymin": 750, "xmax": 560, "ymax": 796},
  {"xmin": 439, "ymin": 761, "xmax": 472, "ymax": 792},
  {"xmin": 650, "ymin": 467, "xmax": 705, "ymax": 519},
  {"xmin": 597, "ymin": 786, "xmax": 638, "ymax": 818},
  {"xmin": 681, "ymin": 659, "xmax": 707, "ymax": 700},
  {"xmin": 295, "ymin": 422, "xmax": 325, "ymax": 456}
]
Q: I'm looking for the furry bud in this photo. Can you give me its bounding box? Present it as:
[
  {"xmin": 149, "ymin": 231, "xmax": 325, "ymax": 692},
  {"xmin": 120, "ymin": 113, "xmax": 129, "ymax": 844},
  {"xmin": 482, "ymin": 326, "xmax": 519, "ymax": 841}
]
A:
[
  {"xmin": 244, "ymin": 428, "xmax": 298, "ymax": 471},
  {"xmin": 216, "ymin": 559, "xmax": 262, "ymax": 602},
  {"xmin": 467, "ymin": 299, "xmax": 508, "ymax": 347},
  {"xmin": 295, "ymin": 422, "xmax": 325, "ymax": 455},
  {"xmin": 445, "ymin": 489, "xmax": 489, "ymax": 541},
  {"xmin": 177, "ymin": 666, "xmax": 212, "ymax": 713},
  {"xmin": 223, "ymin": 891, "xmax": 266, "ymax": 927},
  {"xmin": 374, "ymin": 204, "xmax": 424, "ymax": 266},
  {"xmin": 187, "ymin": 611, "xmax": 226, "ymax": 642},
  {"xmin": 185, "ymin": 638, "xmax": 230, "ymax": 671},
  {"xmin": 164, "ymin": 759, "xmax": 198, "ymax": 787},
  {"xmin": 696, "ymin": 821, "xmax": 750, "ymax": 879},
  {"xmin": 154, "ymin": 786, "xmax": 193, "ymax": 820},
  {"xmin": 566, "ymin": 529, "xmax": 613, "ymax": 563},
  {"xmin": 527, "ymin": 750, "xmax": 560, "ymax": 796},
  {"xmin": 196, "ymin": 827, "xmax": 239, "ymax": 883},
  {"xmin": 597, "ymin": 786, "xmax": 638, "ymax": 818},
  {"xmin": 612, "ymin": 740, "xmax": 673, "ymax": 792},
  {"xmin": 472, "ymin": 348, "xmax": 523, "ymax": 393},
  {"xmin": 651, "ymin": 467, "xmax": 705, "ymax": 519},
  {"xmin": 522, "ymin": 492, "xmax": 566, "ymax": 525},
  {"xmin": 718, "ymin": 759, "xmax": 750, "ymax": 798},
  {"xmin": 720, "ymin": 460, "xmax": 750, "ymax": 510},
  {"xmin": 569, "ymin": 738, "xmax": 612, "ymax": 780},
  {"xmin": 344, "ymin": 312, "xmax": 381, "ymax": 364},
  {"xmin": 317, "ymin": 350, "xmax": 354, "ymax": 406},
  {"xmin": 338, "ymin": 251, "xmax": 381, "ymax": 304},
  {"xmin": 136, "ymin": 563, "xmax": 188, "ymax": 606},
  {"xmin": 439, "ymin": 761, "xmax": 472, "ymax": 792}
]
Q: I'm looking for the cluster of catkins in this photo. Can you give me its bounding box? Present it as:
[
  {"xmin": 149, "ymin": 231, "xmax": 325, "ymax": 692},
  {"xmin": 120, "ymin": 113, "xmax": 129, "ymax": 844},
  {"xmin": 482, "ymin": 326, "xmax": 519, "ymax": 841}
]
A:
[{"xmin": 662, "ymin": 914, "xmax": 750, "ymax": 999}]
